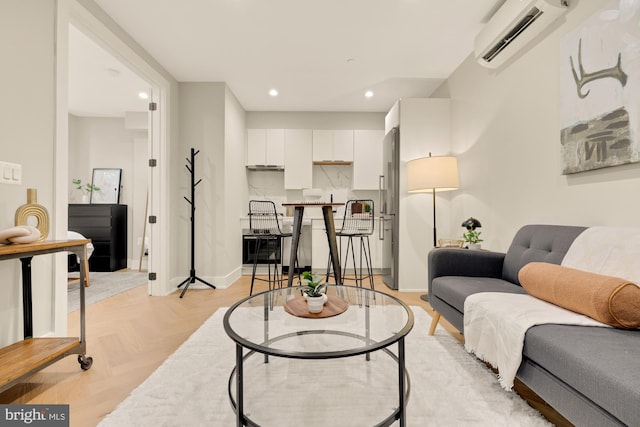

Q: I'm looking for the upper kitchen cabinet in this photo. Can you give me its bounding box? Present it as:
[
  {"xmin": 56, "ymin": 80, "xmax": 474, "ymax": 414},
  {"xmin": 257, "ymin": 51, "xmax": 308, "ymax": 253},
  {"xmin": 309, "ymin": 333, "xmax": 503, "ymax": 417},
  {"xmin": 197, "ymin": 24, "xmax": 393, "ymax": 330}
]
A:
[
  {"xmin": 246, "ymin": 129, "xmax": 285, "ymax": 168},
  {"xmin": 353, "ymin": 130, "xmax": 384, "ymax": 190},
  {"xmin": 312, "ymin": 130, "xmax": 354, "ymax": 164},
  {"xmin": 284, "ymin": 129, "xmax": 313, "ymax": 189}
]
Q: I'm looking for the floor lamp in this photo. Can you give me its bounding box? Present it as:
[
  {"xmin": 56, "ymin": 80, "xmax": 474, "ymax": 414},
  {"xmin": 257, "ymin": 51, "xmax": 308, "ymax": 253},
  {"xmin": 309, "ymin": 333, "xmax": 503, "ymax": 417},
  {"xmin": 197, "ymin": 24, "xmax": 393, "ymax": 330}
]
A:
[{"xmin": 407, "ymin": 153, "xmax": 459, "ymax": 302}]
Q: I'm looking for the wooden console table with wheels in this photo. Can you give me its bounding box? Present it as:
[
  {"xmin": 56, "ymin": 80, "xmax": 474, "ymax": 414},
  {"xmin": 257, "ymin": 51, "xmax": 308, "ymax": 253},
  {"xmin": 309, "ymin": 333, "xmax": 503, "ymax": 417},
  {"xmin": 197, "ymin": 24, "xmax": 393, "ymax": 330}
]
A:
[{"xmin": 0, "ymin": 240, "xmax": 93, "ymax": 394}]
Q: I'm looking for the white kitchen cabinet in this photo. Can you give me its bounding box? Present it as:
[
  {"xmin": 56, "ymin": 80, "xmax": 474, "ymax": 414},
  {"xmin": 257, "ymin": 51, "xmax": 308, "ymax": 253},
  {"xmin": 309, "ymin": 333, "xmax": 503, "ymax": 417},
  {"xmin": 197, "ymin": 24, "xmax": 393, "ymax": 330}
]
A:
[
  {"xmin": 332, "ymin": 130, "xmax": 354, "ymax": 162},
  {"xmin": 266, "ymin": 129, "xmax": 285, "ymax": 165},
  {"xmin": 246, "ymin": 129, "xmax": 285, "ymax": 166},
  {"xmin": 312, "ymin": 130, "xmax": 354, "ymax": 163},
  {"xmin": 353, "ymin": 129, "xmax": 384, "ymax": 190},
  {"xmin": 284, "ymin": 129, "xmax": 312, "ymax": 189},
  {"xmin": 312, "ymin": 130, "xmax": 332, "ymax": 162},
  {"xmin": 247, "ymin": 129, "xmax": 266, "ymax": 166}
]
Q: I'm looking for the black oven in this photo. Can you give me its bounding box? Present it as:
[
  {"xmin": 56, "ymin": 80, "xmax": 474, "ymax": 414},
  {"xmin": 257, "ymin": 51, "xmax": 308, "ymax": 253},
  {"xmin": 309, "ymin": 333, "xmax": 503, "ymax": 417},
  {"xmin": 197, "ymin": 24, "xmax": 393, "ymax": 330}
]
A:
[{"xmin": 242, "ymin": 232, "xmax": 282, "ymax": 265}]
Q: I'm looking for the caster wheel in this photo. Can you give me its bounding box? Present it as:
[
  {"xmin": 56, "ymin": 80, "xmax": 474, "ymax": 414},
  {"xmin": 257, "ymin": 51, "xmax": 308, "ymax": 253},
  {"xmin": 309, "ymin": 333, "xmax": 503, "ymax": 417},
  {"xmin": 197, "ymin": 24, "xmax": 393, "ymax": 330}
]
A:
[{"xmin": 78, "ymin": 355, "xmax": 93, "ymax": 371}]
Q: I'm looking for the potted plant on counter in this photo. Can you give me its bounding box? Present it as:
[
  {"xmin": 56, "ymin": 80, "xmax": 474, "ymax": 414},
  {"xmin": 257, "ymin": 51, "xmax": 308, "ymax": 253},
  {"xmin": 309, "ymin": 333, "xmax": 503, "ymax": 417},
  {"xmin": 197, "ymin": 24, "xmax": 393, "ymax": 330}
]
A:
[{"xmin": 299, "ymin": 271, "xmax": 328, "ymax": 313}]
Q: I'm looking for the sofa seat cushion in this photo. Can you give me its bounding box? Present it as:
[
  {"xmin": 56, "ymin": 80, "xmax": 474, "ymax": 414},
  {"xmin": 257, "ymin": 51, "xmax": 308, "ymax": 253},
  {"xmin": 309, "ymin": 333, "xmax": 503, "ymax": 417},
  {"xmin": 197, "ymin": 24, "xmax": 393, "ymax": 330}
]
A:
[
  {"xmin": 522, "ymin": 324, "xmax": 640, "ymax": 426},
  {"xmin": 431, "ymin": 276, "xmax": 526, "ymax": 313}
]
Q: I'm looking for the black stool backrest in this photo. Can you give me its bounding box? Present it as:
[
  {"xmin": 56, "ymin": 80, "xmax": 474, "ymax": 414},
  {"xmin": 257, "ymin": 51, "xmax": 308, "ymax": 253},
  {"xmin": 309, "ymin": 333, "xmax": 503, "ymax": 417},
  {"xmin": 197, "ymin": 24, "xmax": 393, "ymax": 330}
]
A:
[
  {"xmin": 338, "ymin": 199, "xmax": 375, "ymax": 235},
  {"xmin": 249, "ymin": 200, "xmax": 285, "ymax": 236}
]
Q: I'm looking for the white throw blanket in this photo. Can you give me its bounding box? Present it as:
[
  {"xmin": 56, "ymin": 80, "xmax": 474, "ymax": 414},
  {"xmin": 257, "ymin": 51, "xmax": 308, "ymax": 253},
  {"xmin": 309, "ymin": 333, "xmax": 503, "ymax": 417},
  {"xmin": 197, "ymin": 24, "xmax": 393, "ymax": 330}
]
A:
[
  {"xmin": 561, "ymin": 226, "xmax": 640, "ymax": 284},
  {"xmin": 464, "ymin": 226, "xmax": 640, "ymax": 390},
  {"xmin": 463, "ymin": 292, "xmax": 607, "ymax": 390}
]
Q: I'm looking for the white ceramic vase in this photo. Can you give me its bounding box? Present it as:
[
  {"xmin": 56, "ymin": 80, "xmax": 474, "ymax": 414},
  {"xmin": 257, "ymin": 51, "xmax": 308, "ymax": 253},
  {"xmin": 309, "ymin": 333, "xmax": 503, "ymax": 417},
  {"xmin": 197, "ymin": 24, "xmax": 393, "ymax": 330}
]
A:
[
  {"xmin": 305, "ymin": 293, "xmax": 328, "ymax": 313},
  {"xmin": 468, "ymin": 243, "xmax": 482, "ymax": 250}
]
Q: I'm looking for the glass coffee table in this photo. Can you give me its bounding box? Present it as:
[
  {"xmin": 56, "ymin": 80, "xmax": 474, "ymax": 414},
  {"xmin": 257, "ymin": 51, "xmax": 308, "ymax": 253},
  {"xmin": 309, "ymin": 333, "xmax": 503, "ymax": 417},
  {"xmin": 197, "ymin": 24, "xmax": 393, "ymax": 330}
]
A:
[{"xmin": 223, "ymin": 285, "xmax": 414, "ymax": 426}]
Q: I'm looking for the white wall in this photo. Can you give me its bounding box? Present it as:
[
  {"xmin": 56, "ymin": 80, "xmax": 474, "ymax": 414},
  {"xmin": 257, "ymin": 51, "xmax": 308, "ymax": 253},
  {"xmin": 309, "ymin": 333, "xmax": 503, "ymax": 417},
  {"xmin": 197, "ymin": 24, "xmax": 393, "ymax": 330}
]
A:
[
  {"xmin": 224, "ymin": 86, "xmax": 248, "ymax": 283},
  {"xmin": 68, "ymin": 115, "xmax": 148, "ymax": 267},
  {"xmin": 0, "ymin": 0, "xmax": 182, "ymax": 349},
  {"xmin": 435, "ymin": 0, "xmax": 640, "ymax": 252},
  {"xmin": 177, "ymin": 83, "xmax": 247, "ymax": 287},
  {"xmin": 67, "ymin": 0, "xmax": 180, "ymax": 296},
  {"xmin": 394, "ymin": 99, "xmax": 452, "ymax": 292},
  {"xmin": 0, "ymin": 0, "xmax": 56, "ymax": 346}
]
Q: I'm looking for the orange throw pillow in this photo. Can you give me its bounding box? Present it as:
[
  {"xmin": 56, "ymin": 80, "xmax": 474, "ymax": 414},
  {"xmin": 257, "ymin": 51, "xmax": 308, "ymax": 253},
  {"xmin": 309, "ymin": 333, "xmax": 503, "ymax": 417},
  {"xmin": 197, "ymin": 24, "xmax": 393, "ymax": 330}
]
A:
[{"xmin": 519, "ymin": 262, "xmax": 640, "ymax": 329}]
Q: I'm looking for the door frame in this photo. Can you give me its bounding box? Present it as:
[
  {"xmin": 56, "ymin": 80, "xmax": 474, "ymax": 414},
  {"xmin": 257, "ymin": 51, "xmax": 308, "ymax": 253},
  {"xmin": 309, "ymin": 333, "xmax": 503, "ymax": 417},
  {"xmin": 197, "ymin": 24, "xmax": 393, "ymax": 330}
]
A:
[{"xmin": 54, "ymin": 0, "xmax": 172, "ymax": 334}]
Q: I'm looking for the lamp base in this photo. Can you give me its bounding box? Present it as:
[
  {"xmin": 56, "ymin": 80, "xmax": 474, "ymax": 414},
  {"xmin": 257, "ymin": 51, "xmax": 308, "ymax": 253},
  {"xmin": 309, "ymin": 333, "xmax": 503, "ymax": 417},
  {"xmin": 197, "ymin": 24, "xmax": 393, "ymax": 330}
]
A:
[{"xmin": 420, "ymin": 294, "xmax": 429, "ymax": 302}]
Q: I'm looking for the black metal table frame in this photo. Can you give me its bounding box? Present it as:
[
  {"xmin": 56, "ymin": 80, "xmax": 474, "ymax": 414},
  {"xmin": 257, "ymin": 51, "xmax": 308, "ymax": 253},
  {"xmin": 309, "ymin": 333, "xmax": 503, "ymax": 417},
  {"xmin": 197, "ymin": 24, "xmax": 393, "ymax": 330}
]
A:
[
  {"xmin": 284, "ymin": 203, "xmax": 343, "ymax": 287},
  {"xmin": 223, "ymin": 286, "xmax": 414, "ymax": 427}
]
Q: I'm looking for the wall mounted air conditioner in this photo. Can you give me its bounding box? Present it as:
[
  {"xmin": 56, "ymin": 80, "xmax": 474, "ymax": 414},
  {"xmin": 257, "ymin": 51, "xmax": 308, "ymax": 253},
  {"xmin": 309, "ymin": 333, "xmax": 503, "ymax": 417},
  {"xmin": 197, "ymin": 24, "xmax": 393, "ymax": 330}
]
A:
[{"xmin": 474, "ymin": 0, "xmax": 569, "ymax": 69}]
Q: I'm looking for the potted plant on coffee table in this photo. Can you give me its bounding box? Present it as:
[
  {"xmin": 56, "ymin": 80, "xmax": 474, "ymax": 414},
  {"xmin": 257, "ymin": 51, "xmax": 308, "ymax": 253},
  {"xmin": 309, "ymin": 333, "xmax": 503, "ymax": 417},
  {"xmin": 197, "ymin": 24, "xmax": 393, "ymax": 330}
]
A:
[{"xmin": 299, "ymin": 271, "xmax": 328, "ymax": 313}]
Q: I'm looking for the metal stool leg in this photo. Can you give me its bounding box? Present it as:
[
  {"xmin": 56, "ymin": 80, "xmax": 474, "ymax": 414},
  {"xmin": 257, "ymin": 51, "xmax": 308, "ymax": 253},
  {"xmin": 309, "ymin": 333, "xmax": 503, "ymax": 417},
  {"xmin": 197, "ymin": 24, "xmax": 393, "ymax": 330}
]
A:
[
  {"xmin": 250, "ymin": 238, "xmax": 263, "ymax": 296},
  {"xmin": 267, "ymin": 237, "xmax": 274, "ymax": 291},
  {"xmin": 362, "ymin": 235, "xmax": 374, "ymax": 290},
  {"xmin": 346, "ymin": 235, "xmax": 358, "ymax": 287}
]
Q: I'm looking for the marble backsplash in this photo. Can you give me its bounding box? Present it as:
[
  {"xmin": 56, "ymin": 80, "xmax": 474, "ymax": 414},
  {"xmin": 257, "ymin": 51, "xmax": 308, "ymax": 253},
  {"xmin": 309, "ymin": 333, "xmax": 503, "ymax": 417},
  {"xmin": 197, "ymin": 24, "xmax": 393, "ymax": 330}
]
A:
[{"xmin": 247, "ymin": 165, "xmax": 377, "ymax": 218}]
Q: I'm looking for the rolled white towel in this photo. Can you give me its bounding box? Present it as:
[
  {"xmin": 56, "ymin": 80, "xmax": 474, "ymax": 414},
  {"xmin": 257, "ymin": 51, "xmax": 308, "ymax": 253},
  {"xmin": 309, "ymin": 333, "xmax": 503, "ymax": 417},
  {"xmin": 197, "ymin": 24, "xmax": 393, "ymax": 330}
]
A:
[{"xmin": 67, "ymin": 230, "xmax": 94, "ymax": 259}]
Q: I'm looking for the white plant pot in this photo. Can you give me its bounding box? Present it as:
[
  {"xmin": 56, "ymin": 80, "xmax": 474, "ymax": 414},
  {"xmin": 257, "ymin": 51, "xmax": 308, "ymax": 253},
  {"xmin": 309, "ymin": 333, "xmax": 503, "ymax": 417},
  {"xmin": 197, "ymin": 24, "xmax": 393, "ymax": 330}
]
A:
[
  {"xmin": 82, "ymin": 195, "xmax": 89, "ymax": 204},
  {"xmin": 305, "ymin": 294, "xmax": 328, "ymax": 313},
  {"xmin": 468, "ymin": 243, "xmax": 482, "ymax": 250}
]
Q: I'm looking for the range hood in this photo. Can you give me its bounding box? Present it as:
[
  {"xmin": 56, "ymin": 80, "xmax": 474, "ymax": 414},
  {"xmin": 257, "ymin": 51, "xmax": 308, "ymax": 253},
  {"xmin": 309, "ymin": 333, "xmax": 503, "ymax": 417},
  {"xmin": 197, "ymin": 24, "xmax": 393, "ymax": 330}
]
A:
[
  {"xmin": 246, "ymin": 165, "xmax": 284, "ymax": 171},
  {"xmin": 312, "ymin": 161, "xmax": 353, "ymax": 166}
]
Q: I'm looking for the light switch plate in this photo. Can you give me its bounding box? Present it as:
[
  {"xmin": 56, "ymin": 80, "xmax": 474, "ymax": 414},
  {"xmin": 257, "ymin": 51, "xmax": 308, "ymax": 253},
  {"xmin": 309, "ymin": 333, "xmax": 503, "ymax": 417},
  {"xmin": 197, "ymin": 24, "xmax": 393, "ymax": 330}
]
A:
[{"xmin": 0, "ymin": 161, "xmax": 22, "ymax": 184}]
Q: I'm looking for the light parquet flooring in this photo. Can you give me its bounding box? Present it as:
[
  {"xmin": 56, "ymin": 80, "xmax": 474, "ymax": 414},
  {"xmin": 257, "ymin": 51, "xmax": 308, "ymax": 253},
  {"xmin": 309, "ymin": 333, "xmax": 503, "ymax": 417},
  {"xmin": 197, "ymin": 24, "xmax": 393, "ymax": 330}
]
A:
[{"xmin": 0, "ymin": 275, "xmax": 453, "ymax": 427}]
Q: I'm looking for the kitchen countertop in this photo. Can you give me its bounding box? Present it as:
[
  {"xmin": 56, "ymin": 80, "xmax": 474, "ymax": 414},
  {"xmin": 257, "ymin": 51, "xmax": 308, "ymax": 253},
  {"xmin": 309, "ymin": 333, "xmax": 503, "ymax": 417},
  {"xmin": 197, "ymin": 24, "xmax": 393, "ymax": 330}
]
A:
[{"xmin": 239, "ymin": 217, "xmax": 313, "ymax": 226}]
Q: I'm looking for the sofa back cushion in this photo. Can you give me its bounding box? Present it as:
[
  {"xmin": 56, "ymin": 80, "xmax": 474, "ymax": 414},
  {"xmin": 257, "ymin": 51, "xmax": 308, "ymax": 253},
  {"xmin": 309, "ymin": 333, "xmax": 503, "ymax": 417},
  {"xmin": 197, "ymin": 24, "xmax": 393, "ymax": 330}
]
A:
[{"xmin": 502, "ymin": 224, "xmax": 587, "ymax": 285}]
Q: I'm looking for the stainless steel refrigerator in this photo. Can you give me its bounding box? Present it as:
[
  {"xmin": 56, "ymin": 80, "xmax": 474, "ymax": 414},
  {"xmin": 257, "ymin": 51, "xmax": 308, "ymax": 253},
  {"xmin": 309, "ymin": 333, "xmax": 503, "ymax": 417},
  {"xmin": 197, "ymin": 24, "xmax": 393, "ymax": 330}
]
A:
[{"xmin": 380, "ymin": 127, "xmax": 399, "ymax": 290}]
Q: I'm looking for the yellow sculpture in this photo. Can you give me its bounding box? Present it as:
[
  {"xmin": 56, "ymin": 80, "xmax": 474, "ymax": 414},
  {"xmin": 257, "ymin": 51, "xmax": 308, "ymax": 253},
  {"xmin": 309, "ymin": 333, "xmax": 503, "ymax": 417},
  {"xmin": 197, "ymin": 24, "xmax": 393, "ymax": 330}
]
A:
[{"xmin": 15, "ymin": 188, "xmax": 49, "ymax": 241}]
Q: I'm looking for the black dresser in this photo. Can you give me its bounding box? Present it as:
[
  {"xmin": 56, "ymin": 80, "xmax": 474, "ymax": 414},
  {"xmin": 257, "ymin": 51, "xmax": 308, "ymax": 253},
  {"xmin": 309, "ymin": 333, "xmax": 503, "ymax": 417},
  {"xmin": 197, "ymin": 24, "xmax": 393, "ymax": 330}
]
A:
[{"xmin": 69, "ymin": 204, "xmax": 127, "ymax": 272}]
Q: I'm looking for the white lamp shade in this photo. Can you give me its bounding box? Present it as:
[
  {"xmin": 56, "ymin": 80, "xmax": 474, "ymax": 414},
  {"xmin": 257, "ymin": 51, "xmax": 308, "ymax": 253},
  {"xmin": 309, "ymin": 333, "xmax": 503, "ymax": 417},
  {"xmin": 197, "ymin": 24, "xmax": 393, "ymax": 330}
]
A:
[{"xmin": 407, "ymin": 156, "xmax": 459, "ymax": 193}]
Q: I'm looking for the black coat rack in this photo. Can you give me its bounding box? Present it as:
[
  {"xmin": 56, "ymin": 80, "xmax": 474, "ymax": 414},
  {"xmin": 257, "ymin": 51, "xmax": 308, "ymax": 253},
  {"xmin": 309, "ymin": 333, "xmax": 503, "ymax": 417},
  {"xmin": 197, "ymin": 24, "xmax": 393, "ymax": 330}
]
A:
[{"xmin": 177, "ymin": 148, "xmax": 216, "ymax": 298}]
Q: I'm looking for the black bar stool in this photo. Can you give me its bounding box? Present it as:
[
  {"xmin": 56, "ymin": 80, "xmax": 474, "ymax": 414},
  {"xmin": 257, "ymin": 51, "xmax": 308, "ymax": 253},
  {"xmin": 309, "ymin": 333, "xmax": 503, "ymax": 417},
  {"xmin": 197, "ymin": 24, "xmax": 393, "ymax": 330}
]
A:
[
  {"xmin": 326, "ymin": 199, "xmax": 375, "ymax": 290},
  {"xmin": 248, "ymin": 200, "xmax": 292, "ymax": 295}
]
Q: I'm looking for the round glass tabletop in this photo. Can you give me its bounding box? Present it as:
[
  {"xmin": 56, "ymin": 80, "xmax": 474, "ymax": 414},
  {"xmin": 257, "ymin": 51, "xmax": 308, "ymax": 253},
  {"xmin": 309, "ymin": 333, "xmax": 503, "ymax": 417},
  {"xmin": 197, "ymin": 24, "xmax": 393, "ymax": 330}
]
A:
[{"xmin": 223, "ymin": 285, "xmax": 414, "ymax": 359}]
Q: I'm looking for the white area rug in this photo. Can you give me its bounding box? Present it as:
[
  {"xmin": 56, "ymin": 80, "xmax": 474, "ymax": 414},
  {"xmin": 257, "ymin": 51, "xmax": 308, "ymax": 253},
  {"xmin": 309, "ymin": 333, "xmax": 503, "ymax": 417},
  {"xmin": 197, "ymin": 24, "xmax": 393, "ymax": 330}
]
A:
[
  {"xmin": 68, "ymin": 271, "xmax": 147, "ymax": 313},
  {"xmin": 99, "ymin": 307, "xmax": 551, "ymax": 426}
]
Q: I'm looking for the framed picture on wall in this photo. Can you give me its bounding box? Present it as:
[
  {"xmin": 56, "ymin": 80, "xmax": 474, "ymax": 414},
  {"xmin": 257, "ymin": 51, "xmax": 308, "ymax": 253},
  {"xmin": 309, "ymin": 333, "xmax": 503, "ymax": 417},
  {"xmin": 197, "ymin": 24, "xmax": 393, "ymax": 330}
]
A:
[
  {"xmin": 91, "ymin": 168, "xmax": 122, "ymax": 204},
  {"xmin": 560, "ymin": 0, "xmax": 640, "ymax": 174}
]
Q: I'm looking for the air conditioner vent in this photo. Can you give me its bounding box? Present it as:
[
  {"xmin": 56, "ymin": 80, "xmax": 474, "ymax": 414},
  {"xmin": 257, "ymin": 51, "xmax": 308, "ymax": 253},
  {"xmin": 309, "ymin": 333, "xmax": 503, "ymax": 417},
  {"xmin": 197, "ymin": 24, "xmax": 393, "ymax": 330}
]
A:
[
  {"xmin": 474, "ymin": 0, "xmax": 568, "ymax": 69},
  {"xmin": 482, "ymin": 7, "xmax": 543, "ymax": 63}
]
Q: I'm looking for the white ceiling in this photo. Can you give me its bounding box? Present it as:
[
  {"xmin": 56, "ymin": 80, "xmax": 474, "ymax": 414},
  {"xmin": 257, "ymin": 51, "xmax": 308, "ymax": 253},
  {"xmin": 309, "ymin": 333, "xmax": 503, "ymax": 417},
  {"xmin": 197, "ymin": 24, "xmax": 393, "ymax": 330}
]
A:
[
  {"xmin": 70, "ymin": 0, "xmax": 504, "ymax": 116},
  {"xmin": 68, "ymin": 24, "xmax": 150, "ymax": 117}
]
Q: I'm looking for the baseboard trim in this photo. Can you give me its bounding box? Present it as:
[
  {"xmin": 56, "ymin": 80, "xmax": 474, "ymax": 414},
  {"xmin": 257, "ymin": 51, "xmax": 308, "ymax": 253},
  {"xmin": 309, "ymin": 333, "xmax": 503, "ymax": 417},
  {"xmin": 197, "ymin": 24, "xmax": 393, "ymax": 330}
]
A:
[{"xmin": 169, "ymin": 266, "xmax": 242, "ymax": 293}]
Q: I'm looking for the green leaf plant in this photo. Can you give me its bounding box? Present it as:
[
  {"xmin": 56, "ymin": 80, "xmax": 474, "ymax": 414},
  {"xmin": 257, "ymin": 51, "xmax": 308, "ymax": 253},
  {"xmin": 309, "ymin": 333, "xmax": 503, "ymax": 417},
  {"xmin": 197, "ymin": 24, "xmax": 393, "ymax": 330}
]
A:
[{"xmin": 299, "ymin": 271, "xmax": 327, "ymax": 297}]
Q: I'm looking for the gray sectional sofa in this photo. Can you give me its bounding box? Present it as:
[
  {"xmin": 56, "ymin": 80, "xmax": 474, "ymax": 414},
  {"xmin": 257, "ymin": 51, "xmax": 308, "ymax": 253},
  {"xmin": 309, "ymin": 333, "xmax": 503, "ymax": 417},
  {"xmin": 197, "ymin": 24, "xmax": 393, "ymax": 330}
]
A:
[{"xmin": 427, "ymin": 224, "xmax": 640, "ymax": 427}]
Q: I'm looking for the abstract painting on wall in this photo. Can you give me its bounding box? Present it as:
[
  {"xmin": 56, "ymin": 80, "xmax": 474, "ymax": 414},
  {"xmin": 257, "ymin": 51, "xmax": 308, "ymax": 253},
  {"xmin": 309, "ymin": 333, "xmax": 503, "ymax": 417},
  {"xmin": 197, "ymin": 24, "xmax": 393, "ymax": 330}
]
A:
[{"xmin": 560, "ymin": 0, "xmax": 640, "ymax": 174}]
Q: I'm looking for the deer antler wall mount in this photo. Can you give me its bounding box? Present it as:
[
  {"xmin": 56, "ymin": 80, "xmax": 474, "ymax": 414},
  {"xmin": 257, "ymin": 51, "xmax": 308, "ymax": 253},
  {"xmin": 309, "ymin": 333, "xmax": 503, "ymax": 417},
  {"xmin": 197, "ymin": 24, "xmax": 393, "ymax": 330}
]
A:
[{"xmin": 570, "ymin": 38, "xmax": 628, "ymax": 99}]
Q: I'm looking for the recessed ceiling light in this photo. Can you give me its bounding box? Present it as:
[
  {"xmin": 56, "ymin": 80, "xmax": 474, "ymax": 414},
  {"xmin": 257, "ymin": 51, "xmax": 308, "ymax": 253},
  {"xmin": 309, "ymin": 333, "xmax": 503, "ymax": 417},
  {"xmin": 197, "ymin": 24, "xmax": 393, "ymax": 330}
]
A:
[
  {"xmin": 365, "ymin": 91, "xmax": 374, "ymax": 98},
  {"xmin": 138, "ymin": 91, "xmax": 149, "ymax": 99},
  {"xmin": 269, "ymin": 89, "xmax": 278, "ymax": 97}
]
